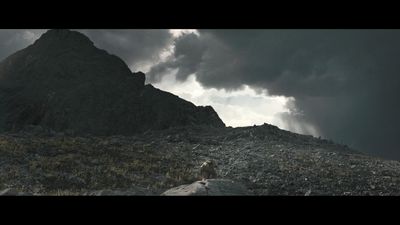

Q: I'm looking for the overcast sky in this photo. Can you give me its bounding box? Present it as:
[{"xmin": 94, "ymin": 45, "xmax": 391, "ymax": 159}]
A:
[{"xmin": 1, "ymin": 29, "xmax": 400, "ymax": 160}]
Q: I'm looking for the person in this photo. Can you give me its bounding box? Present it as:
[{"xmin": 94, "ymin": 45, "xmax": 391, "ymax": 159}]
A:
[{"xmin": 200, "ymin": 159, "xmax": 217, "ymax": 180}]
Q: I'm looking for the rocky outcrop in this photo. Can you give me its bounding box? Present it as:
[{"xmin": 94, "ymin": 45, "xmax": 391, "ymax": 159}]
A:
[
  {"xmin": 162, "ymin": 179, "xmax": 250, "ymax": 196},
  {"xmin": 0, "ymin": 29, "xmax": 225, "ymax": 135}
]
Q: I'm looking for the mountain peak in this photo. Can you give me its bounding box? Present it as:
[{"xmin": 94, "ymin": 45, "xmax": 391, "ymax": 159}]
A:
[
  {"xmin": 0, "ymin": 29, "xmax": 225, "ymax": 135},
  {"xmin": 33, "ymin": 29, "xmax": 94, "ymax": 48}
]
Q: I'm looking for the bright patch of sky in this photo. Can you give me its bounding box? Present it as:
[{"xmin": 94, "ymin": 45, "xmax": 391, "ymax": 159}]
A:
[
  {"xmin": 169, "ymin": 29, "xmax": 199, "ymax": 38},
  {"xmin": 151, "ymin": 71, "xmax": 291, "ymax": 129}
]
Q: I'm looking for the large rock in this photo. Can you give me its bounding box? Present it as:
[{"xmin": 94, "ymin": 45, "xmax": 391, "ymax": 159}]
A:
[
  {"xmin": 0, "ymin": 29, "xmax": 225, "ymax": 135},
  {"xmin": 161, "ymin": 179, "xmax": 250, "ymax": 196}
]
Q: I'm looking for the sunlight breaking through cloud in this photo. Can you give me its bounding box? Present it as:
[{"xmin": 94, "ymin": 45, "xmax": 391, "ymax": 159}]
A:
[{"xmin": 151, "ymin": 71, "xmax": 297, "ymax": 130}]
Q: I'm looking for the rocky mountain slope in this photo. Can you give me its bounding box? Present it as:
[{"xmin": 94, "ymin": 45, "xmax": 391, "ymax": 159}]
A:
[
  {"xmin": 1, "ymin": 124, "xmax": 400, "ymax": 195},
  {"xmin": 0, "ymin": 29, "xmax": 224, "ymax": 135}
]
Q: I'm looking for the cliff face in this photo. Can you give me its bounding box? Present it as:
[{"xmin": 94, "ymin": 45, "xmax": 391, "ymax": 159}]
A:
[{"xmin": 0, "ymin": 29, "xmax": 225, "ymax": 135}]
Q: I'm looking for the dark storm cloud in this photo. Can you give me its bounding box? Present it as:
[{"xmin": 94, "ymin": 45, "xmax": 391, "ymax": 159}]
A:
[
  {"xmin": 78, "ymin": 29, "xmax": 173, "ymax": 70},
  {"xmin": 148, "ymin": 29, "xmax": 400, "ymax": 160},
  {"xmin": 150, "ymin": 29, "xmax": 389, "ymax": 96},
  {"xmin": 147, "ymin": 33, "xmax": 207, "ymax": 82}
]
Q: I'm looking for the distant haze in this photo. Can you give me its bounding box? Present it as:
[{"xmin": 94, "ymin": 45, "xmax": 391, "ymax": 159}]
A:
[{"xmin": 1, "ymin": 29, "xmax": 400, "ymax": 160}]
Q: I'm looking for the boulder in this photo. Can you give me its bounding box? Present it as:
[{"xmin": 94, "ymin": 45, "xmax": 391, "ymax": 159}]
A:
[{"xmin": 161, "ymin": 179, "xmax": 250, "ymax": 196}]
